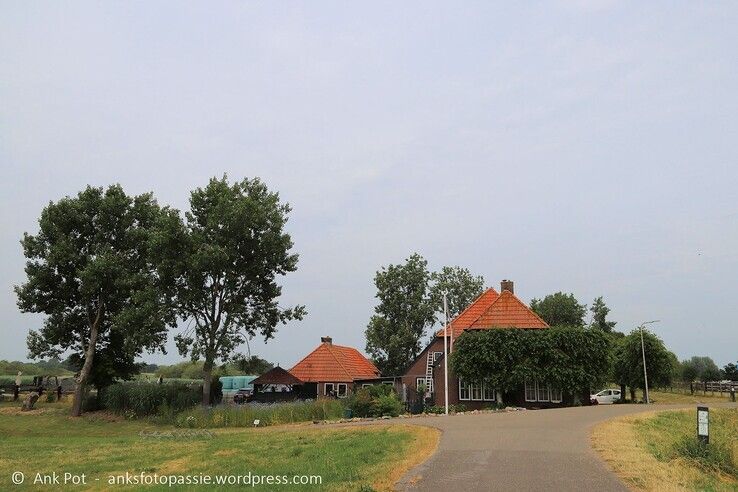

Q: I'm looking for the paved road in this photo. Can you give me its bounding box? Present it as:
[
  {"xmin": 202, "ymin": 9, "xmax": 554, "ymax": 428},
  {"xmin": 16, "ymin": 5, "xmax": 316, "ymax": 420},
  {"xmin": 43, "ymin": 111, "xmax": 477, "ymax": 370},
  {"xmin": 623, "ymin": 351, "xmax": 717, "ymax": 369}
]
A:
[{"xmin": 395, "ymin": 403, "xmax": 733, "ymax": 492}]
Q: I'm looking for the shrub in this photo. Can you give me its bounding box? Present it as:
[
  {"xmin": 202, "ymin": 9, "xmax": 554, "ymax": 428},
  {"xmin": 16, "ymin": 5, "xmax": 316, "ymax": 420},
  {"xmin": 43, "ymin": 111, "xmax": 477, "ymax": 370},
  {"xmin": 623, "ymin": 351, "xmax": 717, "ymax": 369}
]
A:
[
  {"xmin": 372, "ymin": 394, "xmax": 403, "ymax": 417},
  {"xmin": 347, "ymin": 385, "xmax": 403, "ymax": 418},
  {"xmin": 102, "ymin": 381, "xmax": 200, "ymax": 417}
]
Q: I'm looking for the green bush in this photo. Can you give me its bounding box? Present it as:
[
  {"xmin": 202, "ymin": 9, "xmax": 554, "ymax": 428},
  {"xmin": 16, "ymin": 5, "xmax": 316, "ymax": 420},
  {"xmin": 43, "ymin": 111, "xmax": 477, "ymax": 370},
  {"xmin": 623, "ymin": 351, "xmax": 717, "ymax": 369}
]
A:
[
  {"xmin": 102, "ymin": 382, "xmax": 200, "ymax": 417},
  {"xmin": 371, "ymin": 394, "xmax": 403, "ymax": 417},
  {"xmin": 170, "ymin": 399, "xmax": 345, "ymax": 428},
  {"xmin": 347, "ymin": 385, "xmax": 403, "ymax": 418}
]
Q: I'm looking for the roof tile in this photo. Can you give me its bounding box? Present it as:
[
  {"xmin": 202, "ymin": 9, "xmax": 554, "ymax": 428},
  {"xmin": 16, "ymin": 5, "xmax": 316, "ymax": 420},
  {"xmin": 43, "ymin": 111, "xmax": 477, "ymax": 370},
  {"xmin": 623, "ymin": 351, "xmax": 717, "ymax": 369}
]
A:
[{"xmin": 289, "ymin": 342, "xmax": 380, "ymax": 382}]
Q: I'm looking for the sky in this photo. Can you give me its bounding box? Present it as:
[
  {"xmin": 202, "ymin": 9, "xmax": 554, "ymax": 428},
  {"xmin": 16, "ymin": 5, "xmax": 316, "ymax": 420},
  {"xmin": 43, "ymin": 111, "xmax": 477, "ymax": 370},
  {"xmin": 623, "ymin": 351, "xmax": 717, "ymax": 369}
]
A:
[{"xmin": 1, "ymin": 2, "xmax": 737, "ymax": 368}]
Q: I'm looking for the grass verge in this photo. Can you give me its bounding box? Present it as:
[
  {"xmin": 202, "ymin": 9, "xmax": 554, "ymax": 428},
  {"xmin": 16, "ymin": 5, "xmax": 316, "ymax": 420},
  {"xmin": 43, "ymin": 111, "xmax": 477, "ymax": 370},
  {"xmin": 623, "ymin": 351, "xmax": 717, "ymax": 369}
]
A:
[
  {"xmin": 0, "ymin": 399, "xmax": 439, "ymax": 491},
  {"xmin": 592, "ymin": 407, "xmax": 738, "ymax": 491}
]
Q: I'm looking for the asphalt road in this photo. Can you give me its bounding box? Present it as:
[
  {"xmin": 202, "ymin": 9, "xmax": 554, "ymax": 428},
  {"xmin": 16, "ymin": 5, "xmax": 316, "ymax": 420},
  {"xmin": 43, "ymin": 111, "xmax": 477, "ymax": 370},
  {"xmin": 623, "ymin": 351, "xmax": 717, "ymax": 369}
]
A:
[{"xmin": 395, "ymin": 403, "xmax": 730, "ymax": 492}]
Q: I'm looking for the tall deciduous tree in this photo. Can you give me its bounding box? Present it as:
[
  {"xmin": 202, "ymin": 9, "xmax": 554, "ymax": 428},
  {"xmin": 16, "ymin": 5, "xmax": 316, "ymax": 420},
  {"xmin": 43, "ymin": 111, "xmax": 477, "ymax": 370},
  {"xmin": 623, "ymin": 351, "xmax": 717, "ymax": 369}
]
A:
[
  {"xmin": 530, "ymin": 292, "xmax": 586, "ymax": 327},
  {"xmin": 16, "ymin": 185, "xmax": 173, "ymax": 416},
  {"xmin": 152, "ymin": 176, "xmax": 305, "ymax": 405},
  {"xmin": 365, "ymin": 253, "xmax": 435, "ymax": 375},
  {"xmin": 612, "ymin": 329, "xmax": 675, "ymax": 401},
  {"xmin": 589, "ymin": 296, "xmax": 616, "ymax": 332},
  {"xmin": 680, "ymin": 356, "xmax": 722, "ymax": 382},
  {"xmin": 723, "ymin": 362, "xmax": 738, "ymax": 381},
  {"xmin": 429, "ymin": 266, "xmax": 484, "ymax": 320}
]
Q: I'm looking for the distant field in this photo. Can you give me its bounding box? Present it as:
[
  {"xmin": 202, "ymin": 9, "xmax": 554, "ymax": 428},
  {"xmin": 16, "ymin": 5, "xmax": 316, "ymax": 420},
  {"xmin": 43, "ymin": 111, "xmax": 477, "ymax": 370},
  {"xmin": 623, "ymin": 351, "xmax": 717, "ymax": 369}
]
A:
[
  {"xmin": 593, "ymin": 408, "xmax": 738, "ymax": 491},
  {"xmin": 649, "ymin": 390, "xmax": 732, "ymax": 404},
  {"xmin": 0, "ymin": 399, "xmax": 439, "ymax": 491}
]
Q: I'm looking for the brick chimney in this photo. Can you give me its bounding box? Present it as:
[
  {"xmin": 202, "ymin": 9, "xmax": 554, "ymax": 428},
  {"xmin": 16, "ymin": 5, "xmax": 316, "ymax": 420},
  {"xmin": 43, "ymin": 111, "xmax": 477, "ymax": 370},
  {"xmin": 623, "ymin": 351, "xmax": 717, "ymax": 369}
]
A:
[
  {"xmin": 321, "ymin": 336, "xmax": 332, "ymax": 345},
  {"xmin": 500, "ymin": 279, "xmax": 514, "ymax": 294}
]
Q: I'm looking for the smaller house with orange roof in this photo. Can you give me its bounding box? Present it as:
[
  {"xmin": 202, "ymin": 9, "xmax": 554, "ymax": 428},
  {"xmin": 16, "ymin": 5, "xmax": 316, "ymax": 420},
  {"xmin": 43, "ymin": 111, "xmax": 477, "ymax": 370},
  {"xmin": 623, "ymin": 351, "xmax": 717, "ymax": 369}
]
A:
[
  {"xmin": 289, "ymin": 336, "xmax": 381, "ymax": 398},
  {"xmin": 401, "ymin": 279, "xmax": 567, "ymax": 409}
]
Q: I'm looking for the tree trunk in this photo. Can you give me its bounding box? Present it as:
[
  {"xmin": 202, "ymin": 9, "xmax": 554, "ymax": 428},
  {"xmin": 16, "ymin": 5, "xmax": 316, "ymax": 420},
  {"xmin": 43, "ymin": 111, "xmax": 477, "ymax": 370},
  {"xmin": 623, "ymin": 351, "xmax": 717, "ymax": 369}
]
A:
[
  {"xmin": 619, "ymin": 384, "xmax": 626, "ymax": 403},
  {"xmin": 202, "ymin": 362, "xmax": 212, "ymax": 406},
  {"xmin": 629, "ymin": 387, "xmax": 636, "ymax": 402},
  {"xmin": 71, "ymin": 317, "xmax": 100, "ymax": 417}
]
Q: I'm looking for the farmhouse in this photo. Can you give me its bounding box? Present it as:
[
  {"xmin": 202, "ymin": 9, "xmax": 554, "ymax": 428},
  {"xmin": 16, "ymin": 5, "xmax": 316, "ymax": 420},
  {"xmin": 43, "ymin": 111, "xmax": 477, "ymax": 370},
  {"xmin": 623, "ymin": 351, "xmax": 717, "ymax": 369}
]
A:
[
  {"xmin": 402, "ymin": 280, "xmax": 577, "ymax": 409},
  {"xmin": 288, "ymin": 336, "xmax": 381, "ymax": 398}
]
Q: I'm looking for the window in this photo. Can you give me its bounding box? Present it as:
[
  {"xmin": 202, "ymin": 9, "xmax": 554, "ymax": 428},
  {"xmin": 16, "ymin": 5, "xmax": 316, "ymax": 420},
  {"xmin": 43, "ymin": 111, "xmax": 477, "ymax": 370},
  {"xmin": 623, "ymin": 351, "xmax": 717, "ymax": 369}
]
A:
[
  {"xmin": 537, "ymin": 382, "xmax": 550, "ymax": 402},
  {"xmin": 382, "ymin": 381, "xmax": 394, "ymax": 386},
  {"xmin": 324, "ymin": 383, "xmax": 334, "ymax": 396},
  {"xmin": 459, "ymin": 379, "xmax": 495, "ymax": 401},
  {"xmin": 550, "ymin": 387, "xmax": 562, "ymax": 403},
  {"xmin": 362, "ymin": 383, "xmax": 372, "ymax": 388},
  {"xmin": 526, "ymin": 381, "xmax": 561, "ymax": 403},
  {"xmin": 458, "ymin": 379, "xmax": 470, "ymax": 400},
  {"xmin": 432, "ymin": 352, "xmax": 443, "ymax": 362},
  {"xmin": 416, "ymin": 378, "xmax": 425, "ymax": 392},
  {"xmin": 336, "ymin": 383, "xmax": 348, "ymax": 398},
  {"xmin": 525, "ymin": 380, "xmax": 537, "ymax": 402},
  {"xmin": 471, "ymin": 383, "xmax": 483, "ymax": 401}
]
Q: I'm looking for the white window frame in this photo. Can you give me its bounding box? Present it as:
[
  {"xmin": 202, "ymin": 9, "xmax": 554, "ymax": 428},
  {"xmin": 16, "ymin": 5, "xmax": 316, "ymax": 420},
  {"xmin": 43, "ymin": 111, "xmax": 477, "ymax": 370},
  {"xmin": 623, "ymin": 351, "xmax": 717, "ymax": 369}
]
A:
[
  {"xmin": 550, "ymin": 387, "xmax": 562, "ymax": 403},
  {"xmin": 537, "ymin": 382, "xmax": 550, "ymax": 402},
  {"xmin": 324, "ymin": 383, "xmax": 334, "ymax": 396},
  {"xmin": 362, "ymin": 383, "xmax": 372, "ymax": 388},
  {"xmin": 416, "ymin": 378, "xmax": 425, "ymax": 392},
  {"xmin": 432, "ymin": 351, "xmax": 443, "ymax": 362},
  {"xmin": 336, "ymin": 383, "xmax": 348, "ymax": 398},
  {"xmin": 382, "ymin": 381, "xmax": 394, "ymax": 386},
  {"xmin": 458, "ymin": 379, "xmax": 470, "ymax": 400},
  {"xmin": 525, "ymin": 380, "xmax": 537, "ymax": 402},
  {"xmin": 459, "ymin": 379, "xmax": 495, "ymax": 401}
]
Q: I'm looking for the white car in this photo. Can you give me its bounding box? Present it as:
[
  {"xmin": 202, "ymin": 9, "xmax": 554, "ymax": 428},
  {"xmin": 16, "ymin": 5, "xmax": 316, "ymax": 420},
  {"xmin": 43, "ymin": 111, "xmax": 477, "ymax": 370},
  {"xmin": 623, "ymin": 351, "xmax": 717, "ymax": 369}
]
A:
[{"xmin": 590, "ymin": 389, "xmax": 621, "ymax": 405}]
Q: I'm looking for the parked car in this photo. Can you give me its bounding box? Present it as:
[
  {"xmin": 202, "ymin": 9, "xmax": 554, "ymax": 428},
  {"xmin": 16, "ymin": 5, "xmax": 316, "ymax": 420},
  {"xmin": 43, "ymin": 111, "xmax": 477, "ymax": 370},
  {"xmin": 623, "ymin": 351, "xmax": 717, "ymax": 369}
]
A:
[
  {"xmin": 233, "ymin": 388, "xmax": 253, "ymax": 404},
  {"xmin": 590, "ymin": 389, "xmax": 621, "ymax": 405}
]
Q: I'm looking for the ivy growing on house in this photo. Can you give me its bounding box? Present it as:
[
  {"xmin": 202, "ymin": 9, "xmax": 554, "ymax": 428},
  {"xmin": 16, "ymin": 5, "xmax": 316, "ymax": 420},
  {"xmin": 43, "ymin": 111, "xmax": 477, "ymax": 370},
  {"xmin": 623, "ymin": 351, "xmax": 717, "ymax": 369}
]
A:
[{"xmin": 450, "ymin": 327, "xmax": 611, "ymax": 396}]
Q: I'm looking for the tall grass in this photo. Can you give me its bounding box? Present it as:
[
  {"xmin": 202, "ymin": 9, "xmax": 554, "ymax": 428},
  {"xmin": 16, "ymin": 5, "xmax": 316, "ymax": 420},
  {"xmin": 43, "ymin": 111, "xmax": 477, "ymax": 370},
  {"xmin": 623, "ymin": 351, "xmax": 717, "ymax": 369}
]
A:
[
  {"xmin": 102, "ymin": 381, "xmax": 201, "ymax": 417},
  {"xmin": 170, "ymin": 399, "xmax": 346, "ymax": 428}
]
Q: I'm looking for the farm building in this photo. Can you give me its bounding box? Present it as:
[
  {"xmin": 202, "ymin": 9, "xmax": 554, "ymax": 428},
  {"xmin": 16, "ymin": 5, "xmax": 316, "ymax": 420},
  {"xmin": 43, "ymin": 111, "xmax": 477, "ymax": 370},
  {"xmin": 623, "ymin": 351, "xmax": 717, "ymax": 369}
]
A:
[{"xmin": 401, "ymin": 280, "xmax": 585, "ymax": 409}]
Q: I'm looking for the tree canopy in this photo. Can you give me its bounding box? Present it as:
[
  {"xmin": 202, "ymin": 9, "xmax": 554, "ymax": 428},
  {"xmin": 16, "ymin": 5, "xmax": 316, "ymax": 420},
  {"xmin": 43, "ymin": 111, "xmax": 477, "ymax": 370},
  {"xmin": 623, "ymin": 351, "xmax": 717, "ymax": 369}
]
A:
[
  {"xmin": 151, "ymin": 176, "xmax": 305, "ymax": 404},
  {"xmin": 429, "ymin": 266, "xmax": 484, "ymax": 321},
  {"xmin": 530, "ymin": 292, "xmax": 586, "ymax": 327},
  {"xmin": 589, "ymin": 296, "xmax": 616, "ymax": 332},
  {"xmin": 723, "ymin": 362, "xmax": 738, "ymax": 381},
  {"xmin": 680, "ymin": 356, "xmax": 722, "ymax": 382},
  {"xmin": 16, "ymin": 185, "xmax": 174, "ymax": 416},
  {"xmin": 612, "ymin": 328, "xmax": 677, "ymax": 399},
  {"xmin": 365, "ymin": 253, "xmax": 435, "ymax": 375},
  {"xmin": 451, "ymin": 327, "xmax": 611, "ymax": 399}
]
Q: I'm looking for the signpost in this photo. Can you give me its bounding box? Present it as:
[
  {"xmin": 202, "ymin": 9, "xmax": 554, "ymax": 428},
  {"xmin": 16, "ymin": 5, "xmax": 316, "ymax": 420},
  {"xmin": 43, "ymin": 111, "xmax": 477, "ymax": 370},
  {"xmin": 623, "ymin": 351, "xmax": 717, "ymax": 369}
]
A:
[{"xmin": 697, "ymin": 406, "xmax": 709, "ymax": 445}]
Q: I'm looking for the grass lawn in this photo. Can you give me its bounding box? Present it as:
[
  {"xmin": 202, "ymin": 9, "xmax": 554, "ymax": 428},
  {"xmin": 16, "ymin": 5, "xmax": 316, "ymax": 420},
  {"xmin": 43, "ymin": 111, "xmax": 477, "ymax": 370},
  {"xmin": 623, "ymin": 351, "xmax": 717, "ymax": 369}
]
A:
[
  {"xmin": 0, "ymin": 400, "xmax": 439, "ymax": 491},
  {"xmin": 592, "ymin": 407, "xmax": 738, "ymax": 491},
  {"xmin": 648, "ymin": 390, "xmax": 733, "ymax": 404}
]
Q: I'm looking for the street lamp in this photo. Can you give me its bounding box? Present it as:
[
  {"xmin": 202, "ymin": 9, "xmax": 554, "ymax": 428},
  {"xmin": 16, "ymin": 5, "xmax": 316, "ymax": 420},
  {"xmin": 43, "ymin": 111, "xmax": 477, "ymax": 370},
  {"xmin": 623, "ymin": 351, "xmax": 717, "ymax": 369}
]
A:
[
  {"xmin": 639, "ymin": 320, "xmax": 660, "ymax": 404},
  {"xmin": 442, "ymin": 291, "xmax": 450, "ymax": 416}
]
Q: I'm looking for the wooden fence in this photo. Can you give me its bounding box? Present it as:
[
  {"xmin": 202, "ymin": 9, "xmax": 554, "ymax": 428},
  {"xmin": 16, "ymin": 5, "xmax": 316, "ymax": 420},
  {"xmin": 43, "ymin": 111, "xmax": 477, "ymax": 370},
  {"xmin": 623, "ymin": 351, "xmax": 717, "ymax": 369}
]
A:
[{"xmin": 659, "ymin": 380, "xmax": 738, "ymax": 397}]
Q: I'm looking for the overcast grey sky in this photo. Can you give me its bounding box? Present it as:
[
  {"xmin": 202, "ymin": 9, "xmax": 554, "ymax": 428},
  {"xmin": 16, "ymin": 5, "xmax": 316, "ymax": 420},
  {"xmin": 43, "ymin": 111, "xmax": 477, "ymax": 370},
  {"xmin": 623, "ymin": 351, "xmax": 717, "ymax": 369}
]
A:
[{"xmin": 1, "ymin": 2, "xmax": 737, "ymax": 367}]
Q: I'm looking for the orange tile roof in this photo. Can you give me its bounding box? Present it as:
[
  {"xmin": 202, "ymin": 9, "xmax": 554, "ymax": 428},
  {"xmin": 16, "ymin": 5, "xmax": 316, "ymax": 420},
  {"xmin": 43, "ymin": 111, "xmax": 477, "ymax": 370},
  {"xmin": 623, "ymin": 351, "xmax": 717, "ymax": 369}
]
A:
[
  {"xmin": 469, "ymin": 290, "xmax": 549, "ymax": 329},
  {"xmin": 289, "ymin": 341, "xmax": 380, "ymax": 383},
  {"xmin": 435, "ymin": 288, "xmax": 499, "ymax": 337}
]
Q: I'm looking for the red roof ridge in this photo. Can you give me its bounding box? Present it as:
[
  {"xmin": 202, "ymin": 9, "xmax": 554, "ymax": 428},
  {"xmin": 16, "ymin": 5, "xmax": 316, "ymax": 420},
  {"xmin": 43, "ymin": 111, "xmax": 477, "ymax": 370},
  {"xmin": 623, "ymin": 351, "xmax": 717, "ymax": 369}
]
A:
[
  {"xmin": 469, "ymin": 289, "xmax": 549, "ymax": 329},
  {"xmin": 459, "ymin": 287, "xmax": 500, "ymax": 327},
  {"xmin": 435, "ymin": 287, "xmax": 499, "ymax": 338}
]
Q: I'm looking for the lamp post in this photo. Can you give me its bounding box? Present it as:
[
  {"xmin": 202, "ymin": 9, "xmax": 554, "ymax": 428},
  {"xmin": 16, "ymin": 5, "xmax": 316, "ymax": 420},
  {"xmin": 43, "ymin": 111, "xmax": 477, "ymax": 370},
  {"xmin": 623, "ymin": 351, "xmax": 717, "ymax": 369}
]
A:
[
  {"xmin": 443, "ymin": 291, "xmax": 450, "ymax": 416},
  {"xmin": 639, "ymin": 320, "xmax": 660, "ymax": 404}
]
